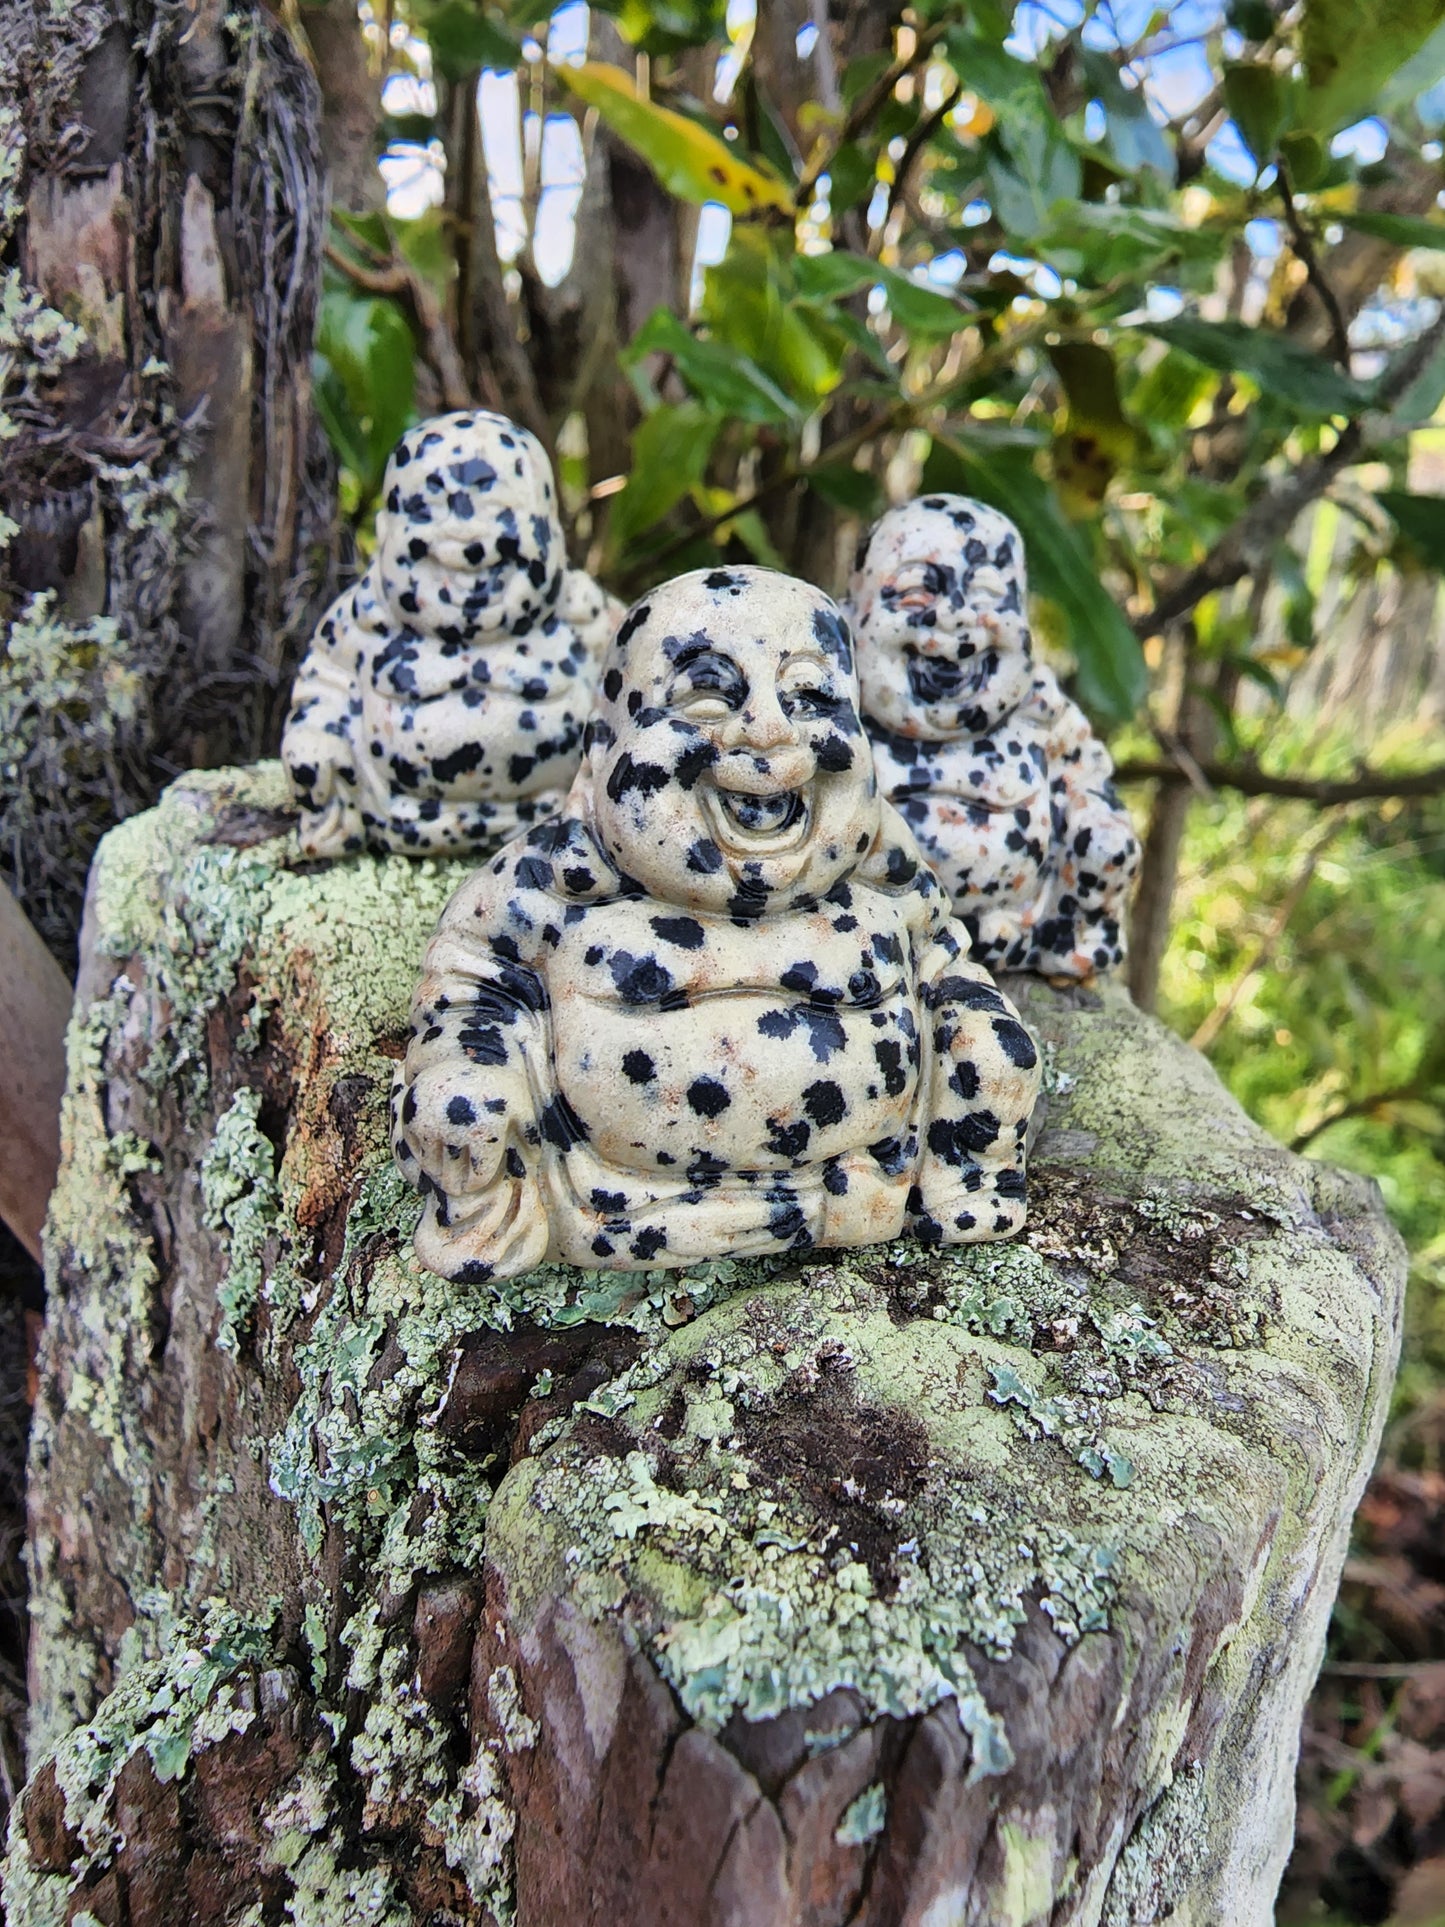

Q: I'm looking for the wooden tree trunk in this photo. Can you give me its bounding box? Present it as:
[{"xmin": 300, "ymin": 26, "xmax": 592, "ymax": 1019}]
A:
[
  {"xmin": 0, "ymin": 0, "xmax": 335, "ymax": 956},
  {"xmin": 4, "ymin": 765, "xmax": 1404, "ymax": 1925}
]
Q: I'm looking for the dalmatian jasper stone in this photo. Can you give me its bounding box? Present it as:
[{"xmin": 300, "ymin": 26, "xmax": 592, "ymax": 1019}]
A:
[
  {"xmin": 282, "ymin": 410, "xmax": 621, "ymax": 858},
  {"xmin": 392, "ymin": 565, "xmax": 1042, "ymax": 1283},
  {"xmin": 846, "ymin": 494, "xmax": 1140, "ymax": 978}
]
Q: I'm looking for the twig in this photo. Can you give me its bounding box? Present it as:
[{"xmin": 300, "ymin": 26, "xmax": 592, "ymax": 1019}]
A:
[
  {"xmin": 1321, "ymin": 1660, "xmax": 1445, "ymax": 1679},
  {"xmin": 796, "ymin": 21, "xmax": 947, "ymax": 207},
  {"xmin": 1135, "ymin": 307, "xmax": 1445, "ymax": 637},
  {"xmin": 1291, "ymin": 1081, "xmax": 1426, "ymax": 1152},
  {"xmin": 1190, "ymin": 810, "xmax": 1348, "ymax": 1053},
  {"xmin": 884, "ymin": 80, "xmax": 963, "ymax": 227},
  {"xmin": 1278, "ymin": 162, "xmax": 1351, "ymax": 368},
  {"xmin": 1113, "ymin": 756, "xmax": 1445, "ymax": 804}
]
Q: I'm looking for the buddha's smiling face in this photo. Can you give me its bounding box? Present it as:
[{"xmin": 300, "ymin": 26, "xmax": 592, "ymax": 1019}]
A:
[
  {"xmin": 849, "ymin": 496, "xmax": 1035, "ymax": 739},
  {"xmin": 374, "ymin": 410, "xmax": 563, "ymax": 640},
  {"xmin": 587, "ymin": 567, "xmax": 879, "ymax": 916}
]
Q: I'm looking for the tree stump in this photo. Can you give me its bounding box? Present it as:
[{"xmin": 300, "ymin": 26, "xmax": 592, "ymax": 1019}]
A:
[{"xmin": 4, "ymin": 763, "xmax": 1404, "ymax": 1926}]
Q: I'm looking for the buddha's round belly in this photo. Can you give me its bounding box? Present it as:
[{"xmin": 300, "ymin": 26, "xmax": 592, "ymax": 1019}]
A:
[
  {"xmin": 361, "ymin": 687, "xmax": 586, "ymax": 801},
  {"xmin": 552, "ymin": 988, "xmax": 920, "ymax": 1175},
  {"xmin": 906, "ymin": 788, "xmax": 1049, "ymax": 905}
]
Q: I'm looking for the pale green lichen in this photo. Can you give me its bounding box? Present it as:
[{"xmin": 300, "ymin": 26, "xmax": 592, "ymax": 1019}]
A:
[
  {"xmin": 835, "ymin": 1780, "xmax": 886, "ymax": 1845},
  {"xmin": 202, "ymin": 1088, "xmax": 281, "ymax": 1352},
  {"xmin": 494, "ymin": 1278, "xmax": 1124, "ymax": 1784},
  {"xmin": 4, "ymin": 1596, "xmax": 281, "ymax": 1916},
  {"xmin": 988, "ymin": 1362, "xmax": 1136, "ymax": 1489}
]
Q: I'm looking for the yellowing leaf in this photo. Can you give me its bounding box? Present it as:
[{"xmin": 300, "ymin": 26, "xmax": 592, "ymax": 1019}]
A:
[{"xmin": 557, "ymin": 61, "xmax": 792, "ymax": 215}]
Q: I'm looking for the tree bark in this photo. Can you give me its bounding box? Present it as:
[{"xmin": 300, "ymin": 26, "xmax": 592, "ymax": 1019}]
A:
[
  {"xmin": 0, "ymin": 0, "xmax": 336, "ymax": 957},
  {"xmin": 3, "ymin": 764, "xmax": 1403, "ymax": 1924}
]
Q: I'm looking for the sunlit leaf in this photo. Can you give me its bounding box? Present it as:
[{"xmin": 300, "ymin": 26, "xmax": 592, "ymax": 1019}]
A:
[
  {"xmin": 922, "ymin": 435, "xmax": 1146, "ymax": 724},
  {"xmin": 1301, "ymin": 0, "xmax": 1445, "ymax": 135},
  {"xmin": 557, "ymin": 61, "xmax": 791, "ymax": 215},
  {"xmin": 1144, "ymin": 315, "xmax": 1373, "ymax": 416}
]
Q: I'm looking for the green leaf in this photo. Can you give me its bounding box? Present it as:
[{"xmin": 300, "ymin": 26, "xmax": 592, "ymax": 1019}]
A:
[
  {"xmin": 879, "ymin": 267, "xmax": 967, "ymax": 337},
  {"xmin": 557, "ymin": 61, "xmax": 791, "ymax": 215},
  {"xmin": 1340, "ymin": 209, "xmax": 1445, "ymax": 250},
  {"xmin": 1144, "ymin": 315, "xmax": 1373, "ymax": 416},
  {"xmin": 1301, "ymin": 0, "xmax": 1445, "ymax": 136},
  {"xmin": 826, "ymin": 143, "xmax": 877, "ymax": 213},
  {"xmin": 1223, "ymin": 61, "xmax": 1293, "ymax": 168},
  {"xmin": 1378, "ymin": 489, "xmax": 1445, "ymax": 559},
  {"xmin": 314, "ymin": 288, "xmax": 416, "ymax": 494},
  {"xmin": 592, "ymin": 0, "xmax": 728, "ymax": 56},
  {"xmin": 1037, "ymin": 203, "xmax": 1228, "ymax": 285},
  {"xmin": 1279, "ymin": 128, "xmax": 1329, "ymax": 190},
  {"xmin": 701, "ymin": 228, "xmax": 848, "ymax": 406},
  {"xmin": 609, "ymin": 402, "xmax": 721, "ymax": 552},
  {"xmin": 417, "ymin": 2, "xmax": 522, "ymax": 80},
  {"xmin": 1227, "ymin": 0, "xmax": 1278, "ymax": 38},
  {"xmin": 1080, "ymin": 48, "xmax": 1172, "ymax": 179},
  {"xmin": 921, "ymin": 436, "xmax": 1146, "ymax": 725},
  {"xmin": 794, "ymin": 252, "xmax": 877, "ymax": 304},
  {"xmin": 806, "ymin": 461, "xmax": 884, "ymax": 516},
  {"xmin": 629, "ymin": 309, "xmax": 799, "ymax": 423}
]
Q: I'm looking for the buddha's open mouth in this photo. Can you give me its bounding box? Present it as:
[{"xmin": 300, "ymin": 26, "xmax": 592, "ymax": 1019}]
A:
[
  {"xmin": 905, "ymin": 649, "xmax": 988, "ymax": 705},
  {"xmin": 706, "ymin": 783, "xmax": 812, "ymax": 854}
]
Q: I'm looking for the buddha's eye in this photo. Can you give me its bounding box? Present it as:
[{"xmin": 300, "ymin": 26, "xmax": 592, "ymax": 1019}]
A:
[
  {"xmin": 782, "ymin": 684, "xmax": 837, "ymax": 716},
  {"xmin": 967, "ymin": 567, "xmax": 1008, "ymax": 605},
  {"xmin": 668, "ymin": 647, "xmax": 746, "ymax": 719},
  {"xmin": 677, "ymin": 691, "xmax": 735, "ymax": 721}
]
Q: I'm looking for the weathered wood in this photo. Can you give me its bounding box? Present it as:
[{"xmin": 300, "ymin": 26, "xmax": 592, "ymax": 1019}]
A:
[
  {"xmin": 2, "ymin": 763, "xmax": 1404, "ymax": 1925},
  {"xmin": 0, "ymin": 884, "xmax": 71, "ymax": 1260}
]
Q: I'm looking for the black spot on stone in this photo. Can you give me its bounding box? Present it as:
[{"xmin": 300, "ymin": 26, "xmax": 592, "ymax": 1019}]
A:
[
  {"xmin": 609, "ymin": 951, "xmax": 674, "ymax": 1003},
  {"xmin": 540, "ymin": 1095, "xmax": 589, "ymax": 1150},
  {"xmin": 622, "ymin": 1049, "xmax": 656, "ymax": 1084},
  {"xmin": 991, "ymin": 1017, "xmax": 1038, "ymax": 1070},
  {"xmin": 686, "ymin": 838, "xmax": 724, "ymax": 874},
  {"xmin": 687, "ymin": 1076, "xmax": 731, "ymax": 1118},
  {"xmin": 615, "ymin": 603, "xmax": 650, "ymax": 649},
  {"xmin": 631, "ymin": 1226, "xmax": 668, "ymax": 1261},
  {"xmin": 803, "ymin": 1080, "xmax": 846, "ymax": 1128},
  {"xmin": 651, "ymin": 915, "xmax": 705, "ymax": 950}
]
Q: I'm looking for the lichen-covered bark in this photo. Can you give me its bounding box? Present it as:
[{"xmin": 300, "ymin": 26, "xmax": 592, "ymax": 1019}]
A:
[{"xmin": 3, "ymin": 764, "xmax": 1405, "ymax": 1924}]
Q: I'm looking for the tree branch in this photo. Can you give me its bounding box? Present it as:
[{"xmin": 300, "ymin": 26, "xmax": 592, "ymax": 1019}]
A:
[
  {"xmin": 1114, "ymin": 757, "xmax": 1445, "ymax": 804},
  {"xmin": 1291, "ymin": 1081, "xmax": 1427, "ymax": 1152},
  {"xmin": 1134, "ymin": 306, "xmax": 1445, "ymax": 637},
  {"xmin": 795, "ymin": 20, "xmax": 946, "ymax": 205},
  {"xmin": 1277, "ymin": 162, "xmax": 1351, "ymax": 368},
  {"xmin": 883, "ymin": 78, "xmax": 962, "ymax": 226}
]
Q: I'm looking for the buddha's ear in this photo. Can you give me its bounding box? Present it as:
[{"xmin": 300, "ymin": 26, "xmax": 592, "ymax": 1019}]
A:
[{"xmin": 852, "ymin": 800, "xmax": 929, "ymax": 899}]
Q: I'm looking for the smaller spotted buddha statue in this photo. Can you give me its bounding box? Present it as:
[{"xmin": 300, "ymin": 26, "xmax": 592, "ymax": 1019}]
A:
[
  {"xmin": 282, "ymin": 410, "xmax": 620, "ymax": 858},
  {"xmin": 845, "ymin": 494, "xmax": 1139, "ymax": 978},
  {"xmin": 391, "ymin": 566, "xmax": 1042, "ymax": 1284}
]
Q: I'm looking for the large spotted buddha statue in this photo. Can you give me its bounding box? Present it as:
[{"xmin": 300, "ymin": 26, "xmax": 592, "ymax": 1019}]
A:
[
  {"xmin": 391, "ymin": 566, "xmax": 1042, "ymax": 1282},
  {"xmin": 282, "ymin": 410, "xmax": 620, "ymax": 857},
  {"xmin": 845, "ymin": 495, "xmax": 1140, "ymax": 978}
]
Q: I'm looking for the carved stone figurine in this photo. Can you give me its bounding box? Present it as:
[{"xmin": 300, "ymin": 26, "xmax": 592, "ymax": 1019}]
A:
[
  {"xmin": 846, "ymin": 494, "xmax": 1140, "ymax": 977},
  {"xmin": 392, "ymin": 566, "xmax": 1042, "ymax": 1283},
  {"xmin": 282, "ymin": 410, "xmax": 621, "ymax": 857}
]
